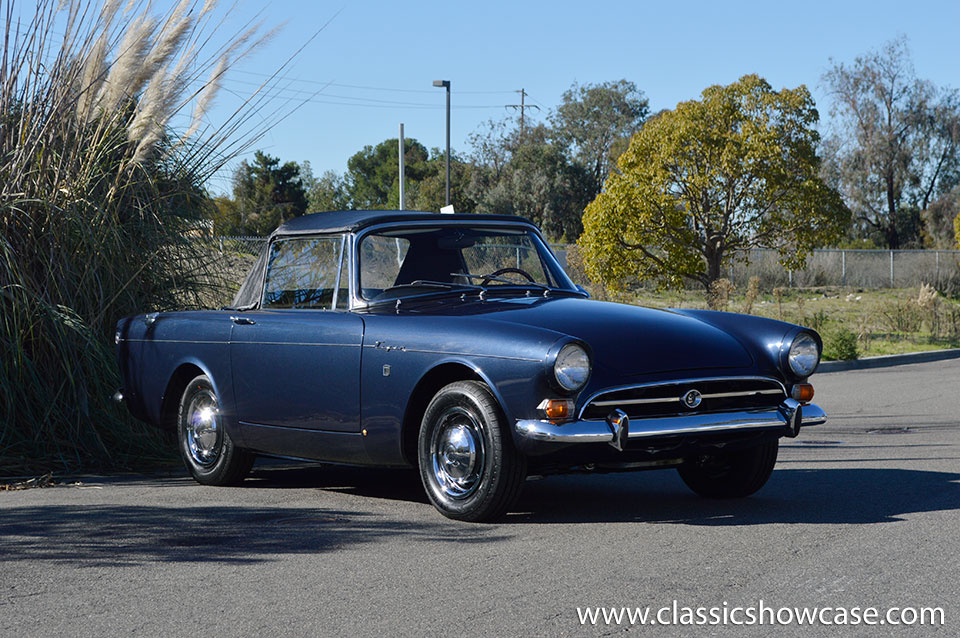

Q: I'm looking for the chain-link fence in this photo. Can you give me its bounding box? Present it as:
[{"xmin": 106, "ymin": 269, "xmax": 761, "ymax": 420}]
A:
[
  {"xmin": 212, "ymin": 238, "xmax": 960, "ymax": 292},
  {"xmin": 212, "ymin": 235, "xmax": 266, "ymax": 255},
  {"xmin": 204, "ymin": 236, "xmax": 266, "ymax": 292},
  {"xmin": 552, "ymin": 247, "xmax": 960, "ymax": 291},
  {"xmin": 728, "ymin": 249, "xmax": 960, "ymax": 290}
]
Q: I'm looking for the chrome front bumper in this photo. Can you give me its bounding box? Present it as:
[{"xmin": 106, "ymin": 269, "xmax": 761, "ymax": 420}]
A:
[{"xmin": 515, "ymin": 400, "xmax": 826, "ymax": 451}]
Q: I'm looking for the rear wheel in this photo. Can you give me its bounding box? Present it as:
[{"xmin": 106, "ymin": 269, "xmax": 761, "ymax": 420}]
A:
[
  {"xmin": 677, "ymin": 440, "xmax": 779, "ymax": 498},
  {"xmin": 418, "ymin": 381, "xmax": 525, "ymax": 522},
  {"xmin": 177, "ymin": 374, "xmax": 254, "ymax": 486}
]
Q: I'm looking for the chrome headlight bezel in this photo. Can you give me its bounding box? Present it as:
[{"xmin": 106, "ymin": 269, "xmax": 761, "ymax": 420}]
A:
[
  {"xmin": 546, "ymin": 340, "xmax": 592, "ymax": 394},
  {"xmin": 783, "ymin": 331, "xmax": 821, "ymax": 379}
]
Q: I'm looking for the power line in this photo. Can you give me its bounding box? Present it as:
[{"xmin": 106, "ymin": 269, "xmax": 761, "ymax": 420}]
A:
[
  {"xmin": 525, "ymin": 92, "xmax": 549, "ymax": 109},
  {"xmin": 232, "ymin": 69, "xmax": 515, "ymax": 94},
  {"xmin": 224, "ymin": 77, "xmax": 457, "ymax": 106},
  {"xmin": 216, "ymin": 79, "xmax": 506, "ymax": 110}
]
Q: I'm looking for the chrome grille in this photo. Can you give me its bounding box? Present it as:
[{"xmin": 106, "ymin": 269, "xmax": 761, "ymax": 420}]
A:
[{"xmin": 580, "ymin": 377, "xmax": 786, "ymax": 421}]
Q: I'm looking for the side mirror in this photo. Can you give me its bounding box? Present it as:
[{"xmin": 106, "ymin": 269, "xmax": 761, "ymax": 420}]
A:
[{"xmin": 575, "ymin": 284, "xmax": 591, "ymax": 299}]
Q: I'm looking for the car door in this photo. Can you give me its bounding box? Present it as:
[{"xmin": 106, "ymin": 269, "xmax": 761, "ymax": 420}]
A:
[{"xmin": 230, "ymin": 234, "xmax": 363, "ymax": 433}]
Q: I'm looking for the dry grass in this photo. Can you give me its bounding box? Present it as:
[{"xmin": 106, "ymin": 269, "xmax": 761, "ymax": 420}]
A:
[
  {"xmin": 617, "ymin": 285, "xmax": 960, "ymax": 359},
  {"xmin": 0, "ymin": 473, "xmax": 57, "ymax": 491}
]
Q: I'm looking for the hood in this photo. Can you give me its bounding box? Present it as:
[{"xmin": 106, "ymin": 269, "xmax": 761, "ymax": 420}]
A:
[{"xmin": 476, "ymin": 296, "xmax": 754, "ymax": 376}]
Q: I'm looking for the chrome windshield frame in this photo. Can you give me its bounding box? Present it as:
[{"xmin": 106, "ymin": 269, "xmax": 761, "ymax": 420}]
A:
[{"xmin": 350, "ymin": 219, "xmax": 580, "ymax": 309}]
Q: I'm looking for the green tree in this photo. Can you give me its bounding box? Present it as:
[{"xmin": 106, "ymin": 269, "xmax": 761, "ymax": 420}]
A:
[
  {"xmin": 211, "ymin": 195, "xmax": 242, "ymax": 235},
  {"xmin": 955, "ymin": 201, "xmax": 960, "ymax": 249},
  {"xmin": 468, "ymin": 119, "xmax": 590, "ymax": 240},
  {"xmin": 409, "ymin": 152, "xmax": 477, "ymax": 213},
  {"xmin": 550, "ymin": 79, "xmax": 649, "ymax": 196},
  {"xmin": 922, "ymin": 186, "xmax": 960, "ymax": 248},
  {"xmin": 231, "ymin": 151, "xmax": 308, "ymax": 235},
  {"xmin": 579, "ymin": 75, "xmax": 850, "ymax": 292},
  {"xmin": 300, "ymin": 160, "xmax": 350, "ymax": 213},
  {"xmin": 822, "ymin": 38, "xmax": 960, "ymax": 248},
  {"xmin": 346, "ymin": 138, "xmax": 429, "ymax": 209}
]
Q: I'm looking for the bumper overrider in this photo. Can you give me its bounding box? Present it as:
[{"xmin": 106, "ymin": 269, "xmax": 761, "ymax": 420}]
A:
[{"xmin": 515, "ymin": 399, "xmax": 826, "ymax": 453}]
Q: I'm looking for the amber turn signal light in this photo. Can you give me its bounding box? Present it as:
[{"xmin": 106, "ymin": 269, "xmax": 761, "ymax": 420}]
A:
[
  {"xmin": 791, "ymin": 383, "xmax": 814, "ymax": 403},
  {"xmin": 538, "ymin": 398, "xmax": 574, "ymax": 420}
]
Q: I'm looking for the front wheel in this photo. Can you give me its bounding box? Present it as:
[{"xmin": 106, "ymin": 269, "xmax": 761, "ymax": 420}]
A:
[
  {"xmin": 177, "ymin": 374, "xmax": 254, "ymax": 486},
  {"xmin": 677, "ymin": 440, "xmax": 779, "ymax": 498},
  {"xmin": 418, "ymin": 381, "xmax": 526, "ymax": 522}
]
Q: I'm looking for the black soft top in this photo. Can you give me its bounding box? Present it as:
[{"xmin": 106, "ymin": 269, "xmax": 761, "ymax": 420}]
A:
[
  {"xmin": 271, "ymin": 210, "xmax": 534, "ymax": 237},
  {"xmin": 229, "ymin": 210, "xmax": 537, "ymax": 309}
]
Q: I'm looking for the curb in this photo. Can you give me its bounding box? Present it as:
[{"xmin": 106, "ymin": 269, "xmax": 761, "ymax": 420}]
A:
[{"xmin": 818, "ymin": 348, "xmax": 960, "ymax": 373}]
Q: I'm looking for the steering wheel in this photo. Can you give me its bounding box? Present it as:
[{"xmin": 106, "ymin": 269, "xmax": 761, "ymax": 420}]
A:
[{"xmin": 480, "ymin": 267, "xmax": 536, "ymax": 286}]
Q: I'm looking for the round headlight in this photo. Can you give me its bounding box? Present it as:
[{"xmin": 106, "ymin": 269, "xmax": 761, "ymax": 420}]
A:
[
  {"xmin": 554, "ymin": 343, "xmax": 590, "ymax": 391},
  {"xmin": 788, "ymin": 333, "xmax": 820, "ymax": 377}
]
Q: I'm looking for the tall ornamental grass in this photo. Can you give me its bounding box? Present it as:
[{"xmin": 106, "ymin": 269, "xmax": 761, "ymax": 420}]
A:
[{"xmin": 0, "ymin": 0, "xmax": 287, "ymax": 475}]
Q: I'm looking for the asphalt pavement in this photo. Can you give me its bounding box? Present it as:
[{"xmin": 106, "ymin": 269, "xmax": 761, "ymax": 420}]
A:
[{"xmin": 2, "ymin": 359, "xmax": 959, "ymax": 637}]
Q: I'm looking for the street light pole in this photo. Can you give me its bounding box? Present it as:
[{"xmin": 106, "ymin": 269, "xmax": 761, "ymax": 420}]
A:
[{"xmin": 433, "ymin": 79, "xmax": 451, "ymax": 207}]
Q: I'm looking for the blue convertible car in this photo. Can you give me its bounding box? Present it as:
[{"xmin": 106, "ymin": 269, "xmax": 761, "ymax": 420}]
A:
[{"xmin": 116, "ymin": 210, "xmax": 826, "ymax": 521}]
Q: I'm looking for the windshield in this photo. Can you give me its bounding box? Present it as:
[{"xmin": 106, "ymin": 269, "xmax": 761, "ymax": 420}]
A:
[{"xmin": 357, "ymin": 225, "xmax": 575, "ymax": 301}]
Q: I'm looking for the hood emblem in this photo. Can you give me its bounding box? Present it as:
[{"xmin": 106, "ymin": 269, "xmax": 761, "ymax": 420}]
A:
[{"xmin": 682, "ymin": 389, "xmax": 702, "ymax": 409}]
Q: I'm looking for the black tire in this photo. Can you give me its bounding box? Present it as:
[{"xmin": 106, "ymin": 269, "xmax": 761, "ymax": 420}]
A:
[
  {"xmin": 418, "ymin": 381, "xmax": 526, "ymax": 522},
  {"xmin": 177, "ymin": 374, "xmax": 254, "ymax": 486},
  {"xmin": 677, "ymin": 439, "xmax": 779, "ymax": 498}
]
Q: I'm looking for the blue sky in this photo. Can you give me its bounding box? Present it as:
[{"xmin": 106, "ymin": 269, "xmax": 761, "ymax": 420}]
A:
[{"xmin": 202, "ymin": 0, "xmax": 960, "ymax": 193}]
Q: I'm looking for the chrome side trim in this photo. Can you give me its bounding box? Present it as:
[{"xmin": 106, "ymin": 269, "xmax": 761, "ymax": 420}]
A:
[
  {"xmin": 119, "ymin": 338, "xmax": 534, "ymax": 362},
  {"xmin": 232, "ymin": 342, "xmax": 362, "ymax": 347},
  {"xmin": 121, "ymin": 339, "xmax": 361, "ymax": 347},
  {"xmin": 361, "ymin": 344, "xmax": 542, "ymax": 362},
  {"xmin": 578, "ymin": 376, "xmax": 787, "ymax": 418},
  {"xmin": 121, "ymin": 339, "xmax": 228, "ymax": 345},
  {"xmin": 516, "ymin": 402, "xmax": 826, "ymax": 446}
]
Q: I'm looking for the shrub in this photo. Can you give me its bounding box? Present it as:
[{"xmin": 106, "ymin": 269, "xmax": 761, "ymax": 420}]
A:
[
  {"xmin": 880, "ymin": 298, "xmax": 922, "ymax": 333},
  {"xmin": 822, "ymin": 326, "xmax": 860, "ymax": 361},
  {"xmin": 708, "ymin": 278, "xmax": 735, "ymax": 311},
  {"xmin": 772, "ymin": 286, "xmax": 785, "ymax": 320},
  {"xmin": 807, "ymin": 309, "xmax": 829, "ymax": 333},
  {"xmin": 917, "ymin": 282, "xmax": 940, "ymax": 336},
  {"xmin": 1, "ymin": 0, "xmax": 280, "ymax": 475},
  {"xmin": 741, "ymin": 276, "xmax": 760, "ymax": 314}
]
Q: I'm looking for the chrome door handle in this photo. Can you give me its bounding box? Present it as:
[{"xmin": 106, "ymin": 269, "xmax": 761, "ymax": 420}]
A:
[{"xmin": 230, "ymin": 316, "xmax": 256, "ymax": 325}]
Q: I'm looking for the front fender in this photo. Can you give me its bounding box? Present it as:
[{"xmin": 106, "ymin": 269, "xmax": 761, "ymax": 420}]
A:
[{"xmin": 671, "ymin": 309, "xmax": 819, "ymax": 379}]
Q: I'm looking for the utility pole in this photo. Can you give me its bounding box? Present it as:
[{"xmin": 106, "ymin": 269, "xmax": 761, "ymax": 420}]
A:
[
  {"xmin": 398, "ymin": 123, "xmax": 405, "ymax": 210},
  {"xmin": 506, "ymin": 88, "xmax": 540, "ymax": 136}
]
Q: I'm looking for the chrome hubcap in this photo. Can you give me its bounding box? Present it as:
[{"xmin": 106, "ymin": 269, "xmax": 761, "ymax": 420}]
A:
[
  {"xmin": 430, "ymin": 407, "xmax": 485, "ymax": 499},
  {"xmin": 184, "ymin": 389, "xmax": 222, "ymax": 467}
]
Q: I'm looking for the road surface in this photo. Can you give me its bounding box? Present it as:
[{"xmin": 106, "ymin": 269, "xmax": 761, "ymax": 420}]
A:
[{"xmin": 2, "ymin": 359, "xmax": 959, "ymax": 636}]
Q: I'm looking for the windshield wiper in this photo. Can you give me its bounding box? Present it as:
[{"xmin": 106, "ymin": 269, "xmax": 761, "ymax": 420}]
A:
[
  {"xmin": 455, "ymin": 272, "xmax": 550, "ymax": 289},
  {"xmin": 221, "ymin": 302, "xmax": 257, "ymax": 311},
  {"xmin": 410, "ymin": 279, "xmax": 483, "ymax": 291},
  {"xmin": 374, "ymin": 280, "xmax": 482, "ymax": 295},
  {"xmin": 364, "ymin": 280, "xmax": 483, "ymax": 307}
]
